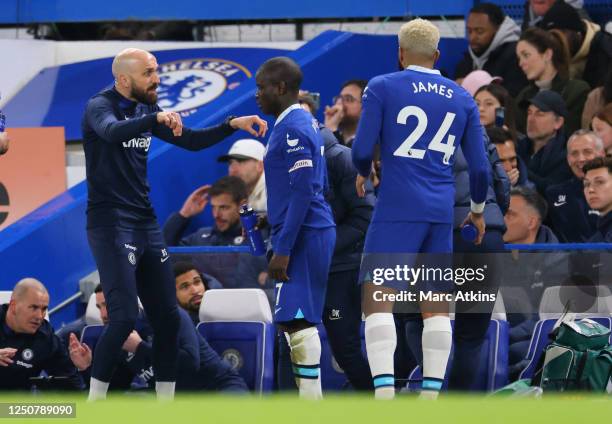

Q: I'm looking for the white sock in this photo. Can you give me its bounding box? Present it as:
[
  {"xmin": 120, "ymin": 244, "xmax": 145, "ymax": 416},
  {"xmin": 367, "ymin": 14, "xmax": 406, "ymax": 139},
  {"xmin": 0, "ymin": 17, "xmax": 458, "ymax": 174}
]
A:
[
  {"xmin": 420, "ymin": 315, "xmax": 452, "ymax": 399},
  {"xmin": 286, "ymin": 327, "xmax": 322, "ymax": 400},
  {"xmin": 155, "ymin": 381, "xmax": 176, "ymax": 401},
  {"xmin": 88, "ymin": 378, "xmax": 109, "ymax": 401},
  {"xmin": 365, "ymin": 313, "xmax": 396, "ymax": 400}
]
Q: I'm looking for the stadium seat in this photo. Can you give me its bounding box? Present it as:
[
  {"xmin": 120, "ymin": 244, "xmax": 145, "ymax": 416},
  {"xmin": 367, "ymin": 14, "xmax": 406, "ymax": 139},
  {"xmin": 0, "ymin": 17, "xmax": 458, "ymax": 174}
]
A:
[
  {"xmin": 197, "ymin": 289, "xmax": 274, "ymax": 393},
  {"xmin": 80, "ymin": 324, "xmax": 105, "ymax": 352},
  {"xmin": 0, "ymin": 291, "xmax": 11, "ymax": 305},
  {"xmin": 84, "ymin": 293, "xmax": 103, "ymax": 325},
  {"xmin": 539, "ymin": 285, "xmax": 612, "ymax": 320},
  {"xmin": 407, "ymin": 319, "xmax": 509, "ymax": 391},
  {"xmin": 518, "ymin": 316, "xmax": 612, "ymax": 380}
]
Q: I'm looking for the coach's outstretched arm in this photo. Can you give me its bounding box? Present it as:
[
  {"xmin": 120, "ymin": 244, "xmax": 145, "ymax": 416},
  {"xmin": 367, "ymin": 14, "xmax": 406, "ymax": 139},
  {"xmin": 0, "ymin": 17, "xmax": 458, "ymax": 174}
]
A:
[
  {"xmin": 153, "ymin": 114, "xmax": 268, "ymax": 152},
  {"xmin": 461, "ymin": 102, "xmax": 491, "ymax": 244},
  {"xmin": 351, "ymin": 78, "xmax": 383, "ymax": 196}
]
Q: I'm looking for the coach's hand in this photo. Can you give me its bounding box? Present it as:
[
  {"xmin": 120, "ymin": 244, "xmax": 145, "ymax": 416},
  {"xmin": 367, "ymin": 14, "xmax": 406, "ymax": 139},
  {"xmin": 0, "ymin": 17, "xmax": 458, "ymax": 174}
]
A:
[
  {"xmin": 122, "ymin": 331, "xmax": 143, "ymax": 353},
  {"xmin": 355, "ymin": 174, "xmax": 368, "ymax": 197},
  {"xmin": 68, "ymin": 333, "xmax": 92, "ymax": 371},
  {"xmin": 230, "ymin": 115, "xmax": 268, "ymax": 138},
  {"xmin": 180, "ymin": 185, "xmax": 211, "ymax": 218},
  {"xmin": 157, "ymin": 111, "xmax": 183, "ymax": 137},
  {"xmin": 268, "ymin": 254, "xmax": 290, "ymax": 282},
  {"xmin": 462, "ymin": 212, "xmax": 486, "ymax": 245},
  {"xmin": 0, "ymin": 347, "xmax": 16, "ymax": 366}
]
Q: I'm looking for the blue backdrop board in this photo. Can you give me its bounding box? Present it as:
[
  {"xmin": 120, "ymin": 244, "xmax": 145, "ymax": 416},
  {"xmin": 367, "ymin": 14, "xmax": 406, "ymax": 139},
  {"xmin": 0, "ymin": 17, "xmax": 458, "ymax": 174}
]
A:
[{"xmin": 0, "ymin": 31, "xmax": 467, "ymax": 327}]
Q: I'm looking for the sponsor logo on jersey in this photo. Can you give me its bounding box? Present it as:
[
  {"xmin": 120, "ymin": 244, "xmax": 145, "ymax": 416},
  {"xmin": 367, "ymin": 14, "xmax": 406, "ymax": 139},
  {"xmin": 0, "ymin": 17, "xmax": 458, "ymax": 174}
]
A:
[
  {"xmin": 122, "ymin": 137, "xmax": 151, "ymax": 152},
  {"xmin": 286, "ymin": 133, "xmax": 299, "ymax": 147},
  {"xmin": 157, "ymin": 58, "xmax": 251, "ymax": 117},
  {"xmin": 288, "ymin": 159, "xmax": 313, "ymax": 173}
]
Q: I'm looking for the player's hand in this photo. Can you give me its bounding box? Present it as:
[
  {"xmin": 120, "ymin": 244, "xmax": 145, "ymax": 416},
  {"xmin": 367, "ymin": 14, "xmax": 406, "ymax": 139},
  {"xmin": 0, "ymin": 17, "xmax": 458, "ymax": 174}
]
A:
[
  {"xmin": 122, "ymin": 331, "xmax": 143, "ymax": 353},
  {"xmin": 68, "ymin": 333, "xmax": 92, "ymax": 371},
  {"xmin": 257, "ymin": 271, "xmax": 269, "ymax": 287},
  {"xmin": 268, "ymin": 254, "xmax": 290, "ymax": 282},
  {"xmin": 0, "ymin": 132, "xmax": 10, "ymax": 156},
  {"xmin": 179, "ymin": 185, "xmax": 211, "ymax": 218},
  {"xmin": 324, "ymin": 103, "xmax": 343, "ymax": 132},
  {"xmin": 355, "ymin": 174, "xmax": 368, "ymax": 197},
  {"xmin": 507, "ymin": 168, "xmax": 519, "ymax": 186},
  {"xmin": 0, "ymin": 347, "xmax": 17, "ymax": 367},
  {"xmin": 157, "ymin": 111, "xmax": 183, "ymax": 137},
  {"xmin": 462, "ymin": 212, "xmax": 486, "ymax": 245},
  {"xmin": 230, "ymin": 115, "xmax": 268, "ymax": 138}
]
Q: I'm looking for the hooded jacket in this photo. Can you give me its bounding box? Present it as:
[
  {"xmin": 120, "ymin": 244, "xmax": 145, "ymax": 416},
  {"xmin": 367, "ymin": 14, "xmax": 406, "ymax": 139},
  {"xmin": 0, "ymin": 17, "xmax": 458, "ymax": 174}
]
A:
[{"xmin": 455, "ymin": 16, "xmax": 528, "ymax": 96}]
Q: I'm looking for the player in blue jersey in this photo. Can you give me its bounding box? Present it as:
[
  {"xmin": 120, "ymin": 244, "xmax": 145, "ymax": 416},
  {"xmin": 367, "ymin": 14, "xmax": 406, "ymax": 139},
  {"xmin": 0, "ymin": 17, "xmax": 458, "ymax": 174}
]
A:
[
  {"xmin": 352, "ymin": 19, "xmax": 490, "ymax": 399},
  {"xmin": 82, "ymin": 48, "xmax": 267, "ymax": 401},
  {"xmin": 255, "ymin": 57, "xmax": 336, "ymax": 399}
]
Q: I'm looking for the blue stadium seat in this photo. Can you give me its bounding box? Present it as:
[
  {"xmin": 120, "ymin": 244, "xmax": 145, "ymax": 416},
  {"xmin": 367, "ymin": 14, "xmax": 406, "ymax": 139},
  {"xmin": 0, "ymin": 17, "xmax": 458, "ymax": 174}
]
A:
[
  {"xmin": 197, "ymin": 321, "xmax": 274, "ymax": 393},
  {"xmin": 518, "ymin": 317, "xmax": 612, "ymax": 380},
  {"xmin": 407, "ymin": 319, "xmax": 509, "ymax": 391},
  {"xmin": 197, "ymin": 289, "xmax": 275, "ymax": 393}
]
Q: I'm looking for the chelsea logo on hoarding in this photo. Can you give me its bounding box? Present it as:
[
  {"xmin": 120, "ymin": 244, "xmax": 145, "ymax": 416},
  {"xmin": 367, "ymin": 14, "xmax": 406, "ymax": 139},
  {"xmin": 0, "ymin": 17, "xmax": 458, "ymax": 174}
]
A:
[{"xmin": 157, "ymin": 58, "xmax": 251, "ymax": 116}]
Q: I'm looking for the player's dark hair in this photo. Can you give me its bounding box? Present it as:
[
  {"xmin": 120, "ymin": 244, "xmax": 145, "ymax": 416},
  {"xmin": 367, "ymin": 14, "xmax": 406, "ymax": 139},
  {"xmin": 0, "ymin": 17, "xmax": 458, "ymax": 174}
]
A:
[
  {"xmin": 209, "ymin": 176, "xmax": 248, "ymax": 205},
  {"xmin": 258, "ymin": 56, "xmax": 303, "ymax": 93},
  {"xmin": 173, "ymin": 261, "xmax": 209, "ymax": 289},
  {"xmin": 94, "ymin": 284, "xmax": 103, "ymax": 294},
  {"xmin": 510, "ymin": 186, "xmax": 548, "ymax": 221},
  {"xmin": 582, "ymin": 156, "xmax": 612, "ymax": 176},
  {"xmin": 469, "ymin": 2, "xmax": 505, "ymax": 27},
  {"xmin": 341, "ymin": 79, "xmax": 368, "ymax": 96},
  {"xmin": 486, "ymin": 126, "xmax": 514, "ymax": 146}
]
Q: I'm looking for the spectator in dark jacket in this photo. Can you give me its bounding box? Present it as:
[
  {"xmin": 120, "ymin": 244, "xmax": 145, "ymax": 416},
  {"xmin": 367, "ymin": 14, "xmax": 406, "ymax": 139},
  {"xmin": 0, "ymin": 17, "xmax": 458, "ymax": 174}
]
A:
[
  {"xmin": 516, "ymin": 90, "xmax": 573, "ymax": 194},
  {"xmin": 502, "ymin": 187, "xmax": 567, "ymax": 380},
  {"xmin": 515, "ymin": 27, "xmax": 590, "ymax": 136},
  {"xmin": 521, "ymin": 0, "xmax": 589, "ymax": 31},
  {"xmin": 488, "ymin": 127, "xmax": 535, "ymax": 190},
  {"xmin": 537, "ymin": 0, "xmax": 612, "ymax": 88},
  {"xmin": 584, "ymin": 157, "xmax": 612, "ymax": 242},
  {"xmin": 162, "ymin": 176, "xmax": 268, "ymax": 290},
  {"xmin": 545, "ymin": 130, "xmax": 604, "ymax": 242},
  {"xmin": 455, "ymin": 3, "xmax": 528, "ymax": 96}
]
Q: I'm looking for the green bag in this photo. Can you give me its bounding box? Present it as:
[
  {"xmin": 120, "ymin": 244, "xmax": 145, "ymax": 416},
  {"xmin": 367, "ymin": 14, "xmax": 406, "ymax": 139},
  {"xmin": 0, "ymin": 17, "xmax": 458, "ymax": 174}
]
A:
[{"xmin": 540, "ymin": 319, "xmax": 612, "ymax": 392}]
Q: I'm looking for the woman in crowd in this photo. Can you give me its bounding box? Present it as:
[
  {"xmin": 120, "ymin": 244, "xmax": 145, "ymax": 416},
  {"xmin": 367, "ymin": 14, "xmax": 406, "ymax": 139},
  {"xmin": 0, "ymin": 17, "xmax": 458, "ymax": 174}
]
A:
[
  {"xmin": 515, "ymin": 27, "xmax": 590, "ymax": 136},
  {"xmin": 474, "ymin": 83, "xmax": 519, "ymax": 141},
  {"xmin": 591, "ymin": 103, "xmax": 612, "ymax": 156}
]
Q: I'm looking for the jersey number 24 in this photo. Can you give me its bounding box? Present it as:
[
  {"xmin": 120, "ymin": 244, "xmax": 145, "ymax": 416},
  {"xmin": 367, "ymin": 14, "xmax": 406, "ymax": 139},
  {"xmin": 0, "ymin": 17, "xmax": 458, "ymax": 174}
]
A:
[{"xmin": 393, "ymin": 106, "xmax": 456, "ymax": 164}]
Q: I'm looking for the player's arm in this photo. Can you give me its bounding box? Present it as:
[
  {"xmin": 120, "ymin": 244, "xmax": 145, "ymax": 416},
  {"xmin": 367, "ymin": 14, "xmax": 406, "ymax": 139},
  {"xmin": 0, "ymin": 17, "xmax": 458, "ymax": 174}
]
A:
[
  {"xmin": 86, "ymin": 96, "xmax": 159, "ymax": 144},
  {"xmin": 460, "ymin": 101, "xmax": 491, "ymax": 244},
  {"xmin": 351, "ymin": 78, "xmax": 384, "ymax": 178},
  {"xmin": 274, "ymin": 129, "xmax": 316, "ymax": 257},
  {"xmin": 153, "ymin": 115, "xmax": 267, "ymax": 151}
]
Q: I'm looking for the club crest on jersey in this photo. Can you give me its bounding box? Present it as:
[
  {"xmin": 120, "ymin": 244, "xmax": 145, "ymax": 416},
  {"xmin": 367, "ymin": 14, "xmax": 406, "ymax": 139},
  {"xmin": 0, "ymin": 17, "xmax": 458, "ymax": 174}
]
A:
[{"xmin": 156, "ymin": 58, "xmax": 251, "ymax": 117}]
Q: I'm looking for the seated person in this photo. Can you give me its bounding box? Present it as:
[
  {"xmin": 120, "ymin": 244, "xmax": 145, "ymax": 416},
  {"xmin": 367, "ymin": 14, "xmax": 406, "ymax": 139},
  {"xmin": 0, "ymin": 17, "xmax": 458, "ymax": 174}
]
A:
[
  {"xmin": 174, "ymin": 261, "xmax": 221, "ymax": 325},
  {"xmin": 0, "ymin": 278, "xmax": 83, "ymax": 390},
  {"xmin": 69, "ymin": 285, "xmax": 248, "ymax": 393},
  {"xmin": 583, "ymin": 157, "xmax": 612, "ymax": 242},
  {"xmin": 217, "ymin": 139, "xmax": 267, "ymax": 213},
  {"xmin": 516, "ymin": 90, "xmax": 573, "ymax": 195},
  {"xmin": 545, "ymin": 130, "xmax": 604, "ymax": 242},
  {"xmin": 502, "ymin": 187, "xmax": 567, "ymax": 380},
  {"xmin": 488, "ymin": 127, "xmax": 534, "ymax": 190},
  {"xmin": 163, "ymin": 176, "xmax": 269, "ymax": 289}
]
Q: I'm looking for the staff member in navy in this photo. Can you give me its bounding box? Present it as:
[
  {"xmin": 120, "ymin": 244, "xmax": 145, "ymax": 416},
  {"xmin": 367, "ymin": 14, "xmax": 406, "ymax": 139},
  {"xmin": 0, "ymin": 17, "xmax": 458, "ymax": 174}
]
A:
[
  {"xmin": 82, "ymin": 47, "xmax": 267, "ymax": 401},
  {"xmin": 0, "ymin": 278, "xmax": 84, "ymax": 390}
]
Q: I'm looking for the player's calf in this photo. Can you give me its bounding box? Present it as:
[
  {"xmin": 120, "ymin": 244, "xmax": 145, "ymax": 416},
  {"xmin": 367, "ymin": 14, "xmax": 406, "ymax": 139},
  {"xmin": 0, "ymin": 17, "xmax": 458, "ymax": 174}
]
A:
[{"xmin": 282, "ymin": 321, "xmax": 322, "ymax": 400}]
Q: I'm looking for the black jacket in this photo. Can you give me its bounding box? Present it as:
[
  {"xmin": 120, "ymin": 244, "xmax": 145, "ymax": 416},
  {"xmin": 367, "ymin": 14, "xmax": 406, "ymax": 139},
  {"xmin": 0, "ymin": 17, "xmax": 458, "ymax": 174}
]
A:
[
  {"xmin": 0, "ymin": 304, "xmax": 82, "ymax": 390},
  {"xmin": 583, "ymin": 29, "xmax": 612, "ymax": 88},
  {"xmin": 321, "ymin": 125, "xmax": 375, "ymax": 272},
  {"xmin": 455, "ymin": 41, "xmax": 528, "ymax": 97},
  {"xmin": 516, "ymin": 131, "xmax": 573, "ymax": 195},
  {"xmin": 453, "ymin": 135, "xmax": 510, "ymax": 232},
  {"xmin": 589, "ymin": 211, "xmax": 612, "ymax": 243},
  {"xmin": 545, "ymin": 177, "xmax": 599, "ymax": 242}
]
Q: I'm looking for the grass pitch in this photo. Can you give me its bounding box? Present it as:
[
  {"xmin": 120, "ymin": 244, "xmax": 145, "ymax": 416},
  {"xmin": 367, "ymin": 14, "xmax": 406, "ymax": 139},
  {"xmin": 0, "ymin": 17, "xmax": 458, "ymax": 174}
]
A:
[{"xmin": 0, "ymin": 393, "xmax": 610, "ymax": 423}]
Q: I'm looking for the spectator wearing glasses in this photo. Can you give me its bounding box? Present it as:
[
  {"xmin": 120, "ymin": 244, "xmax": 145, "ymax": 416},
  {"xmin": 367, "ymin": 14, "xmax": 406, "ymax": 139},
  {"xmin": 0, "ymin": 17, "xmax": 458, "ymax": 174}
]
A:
[{"xmin": 324, "ymin": 80, "xmax": 367, "ymax": 147}]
